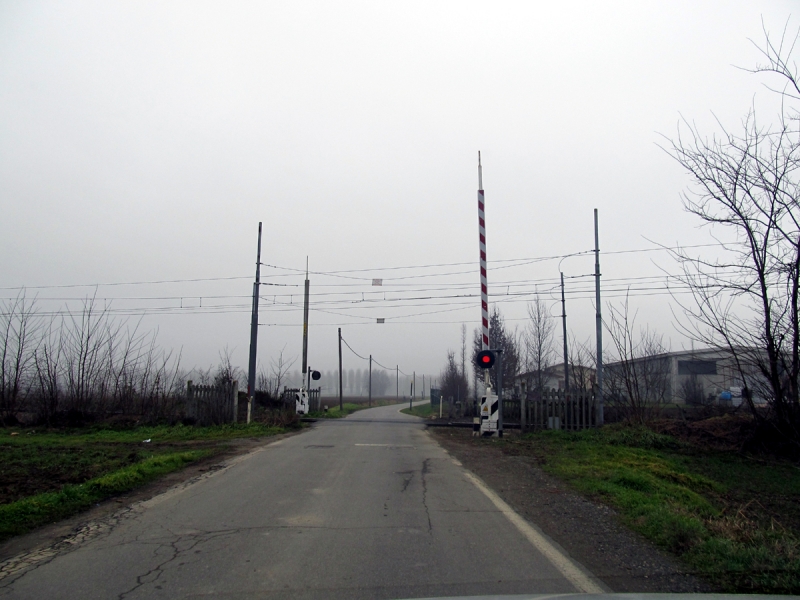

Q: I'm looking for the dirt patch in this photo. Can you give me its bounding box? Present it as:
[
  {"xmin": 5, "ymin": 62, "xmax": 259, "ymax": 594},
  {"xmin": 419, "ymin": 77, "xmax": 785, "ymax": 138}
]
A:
[
  {"xmin": 0, "ymin": 429, "xmax": 303, "ymax": 564},
  {"xmin": 431, "ymin": 427, "xmax": 714, "ymax": 593}
]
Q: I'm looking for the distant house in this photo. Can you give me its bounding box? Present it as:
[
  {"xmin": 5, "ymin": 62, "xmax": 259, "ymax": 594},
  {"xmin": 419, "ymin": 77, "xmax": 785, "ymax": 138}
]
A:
[
  {"xmin": 514, "ymin": 347, "xmax": 766, "ymax": 405},
  {"xmin": 515, "ymin": 363, "xmax": 596, "ymax": 397},
  {"xmin": 604, "ymin": 347, "xmax": 766, "ymax": 406}
]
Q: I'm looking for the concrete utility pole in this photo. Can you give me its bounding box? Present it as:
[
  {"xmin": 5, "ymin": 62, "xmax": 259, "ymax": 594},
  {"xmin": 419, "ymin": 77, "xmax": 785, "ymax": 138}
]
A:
[
  {"xmin": 338, "ymin": 328, "xmax": 343, "ymax": 412},
  {"xmin": 368, "ymin": 355, "xmax": 372, "ymax": 407},
  {"xmin": 247, "ymin": 222, "xmax": 263, "ymax": 399},
  {"xmin": 594, "ymin": 209, "xmax": 604, "ymax": 426},
  {"xmin": 396, "ymin": 366, "xmax": 399, "ymax": 397},
  {"xmin": 496, "ymin": 349, "xmax": 504, "ymax": 437},
  {"xmin": 413, "ymin": 372, "xmax": 416, "ymax": 399},
  {"xmin": 561, "ymin": 272, "xmax": 569, "ymax": 397},
  {"xmin": 301, "ymin": 259, "xmax": 310, "ymax": 383}
]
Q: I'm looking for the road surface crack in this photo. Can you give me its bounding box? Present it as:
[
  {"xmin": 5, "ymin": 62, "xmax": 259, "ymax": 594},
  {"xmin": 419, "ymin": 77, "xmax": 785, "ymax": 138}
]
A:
[
  {"xmin": 421, "ymin": 459, "xmax": 433, "ymax": 534},
  {"xmin": 116, "ymin": 529, "xmax": 234, "ymax": 599}
]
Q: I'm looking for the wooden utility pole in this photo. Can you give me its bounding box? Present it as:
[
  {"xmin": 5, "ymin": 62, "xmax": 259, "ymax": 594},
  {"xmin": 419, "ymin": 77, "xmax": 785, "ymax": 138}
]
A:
[
  {"xmin": 338, "ymin": 328, "xmax": 343, "ymax": 412},
  {"xmin": 368, "ymin": 355, "xmax": 372, "ymax": 407}
]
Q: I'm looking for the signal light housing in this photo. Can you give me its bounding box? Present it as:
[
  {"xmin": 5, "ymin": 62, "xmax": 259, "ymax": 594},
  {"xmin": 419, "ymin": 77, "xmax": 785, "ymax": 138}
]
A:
[{"xmin": 475, "ymin": 350, "xmax": 496, "ymax": 369}]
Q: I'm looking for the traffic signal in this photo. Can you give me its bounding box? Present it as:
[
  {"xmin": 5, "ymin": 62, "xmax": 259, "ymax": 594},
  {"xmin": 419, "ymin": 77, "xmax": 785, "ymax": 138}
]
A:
[
  {"xmin": 311, "ymin": 370, "xmax": 321, "ymax": 381},
  {"xmin": 475, "ymin": 350, "xmax": 495, "ymax": 369}
]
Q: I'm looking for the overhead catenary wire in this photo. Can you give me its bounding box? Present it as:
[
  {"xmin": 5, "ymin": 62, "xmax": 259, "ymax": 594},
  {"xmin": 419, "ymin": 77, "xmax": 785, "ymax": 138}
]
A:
[{"xmin": 0, "ymin": 242, "xmax": 729, "ymax": 292}]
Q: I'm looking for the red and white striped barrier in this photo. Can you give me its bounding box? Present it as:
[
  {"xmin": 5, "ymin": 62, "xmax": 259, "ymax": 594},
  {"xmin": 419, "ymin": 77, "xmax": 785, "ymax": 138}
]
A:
[{"xmin": 477, "ymin": 152, "xmax": 489, "ymax": 351}]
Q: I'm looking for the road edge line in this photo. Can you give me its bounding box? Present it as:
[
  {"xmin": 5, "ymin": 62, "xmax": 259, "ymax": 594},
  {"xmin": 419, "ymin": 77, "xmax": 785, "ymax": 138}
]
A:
[{"xmin": 460, "ymin": 468, "xmax": 608, "ymax": 593}]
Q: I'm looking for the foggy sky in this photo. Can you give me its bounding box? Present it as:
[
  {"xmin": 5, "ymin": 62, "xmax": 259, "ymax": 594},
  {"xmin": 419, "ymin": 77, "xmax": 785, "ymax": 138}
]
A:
[{"xmin": 0, "ymin": 1, "xmax": 796, "ymax": 383}]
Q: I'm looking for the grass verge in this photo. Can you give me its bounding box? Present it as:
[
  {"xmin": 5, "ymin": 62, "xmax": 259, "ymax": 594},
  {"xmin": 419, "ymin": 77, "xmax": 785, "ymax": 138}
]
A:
[
  {"xmin": 0, "ymin": 450, "xmax": 209, "ymax": 541},
  {"xmin": 400, "ymin": 403, "xmax": 436, "ymax": 418},
  {"xmin": 505, "ymin": 425, "xmax": 800, "ymax": 594},
  {"xmin": 307, "ymin": 402, "xmax": 364, "ymax": 418},
  {"xmin": 308, "ymin": 398, "xmax": 406, "ymax": 419},
  {"xmin": 0, "ymin": 422, "xmax": 288, "ymax": 542}
]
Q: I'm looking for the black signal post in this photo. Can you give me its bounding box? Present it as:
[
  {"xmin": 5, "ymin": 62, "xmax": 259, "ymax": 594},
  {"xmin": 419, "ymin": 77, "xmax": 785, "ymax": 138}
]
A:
[{"xmin": 475, "ymin": 350, "xmax": 496, "ymax": 370}]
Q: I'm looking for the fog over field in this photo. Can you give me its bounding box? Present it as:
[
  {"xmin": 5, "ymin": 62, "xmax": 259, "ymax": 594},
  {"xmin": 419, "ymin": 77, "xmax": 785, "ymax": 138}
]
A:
[{"xmin": 0, "ymin": 1, "xmax": 795, "ymax": 382}]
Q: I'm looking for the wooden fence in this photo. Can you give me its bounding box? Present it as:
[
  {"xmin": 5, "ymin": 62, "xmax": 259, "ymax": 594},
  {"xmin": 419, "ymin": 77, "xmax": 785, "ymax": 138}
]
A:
[
  {"xmin": 186, "ymin": 380, "xmax": 238, "ymax": 425},
  {"xmin": 503, "ymin": 389, "xmax": 597, "ymax": 430}
]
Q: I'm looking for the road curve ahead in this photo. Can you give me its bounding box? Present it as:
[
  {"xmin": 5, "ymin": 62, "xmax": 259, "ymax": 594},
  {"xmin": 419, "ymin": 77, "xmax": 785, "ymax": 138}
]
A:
[{"xmin": 1, "ymin": 403, "xmax": 604, "ymax": 600}]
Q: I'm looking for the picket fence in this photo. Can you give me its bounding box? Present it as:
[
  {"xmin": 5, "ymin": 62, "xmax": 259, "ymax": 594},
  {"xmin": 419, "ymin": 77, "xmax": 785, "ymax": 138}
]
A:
[
  {"xmin": 503, "ymin": 388, "xmax": 597, "ymax": 431},
  {"xmin": 186, "ymin": 380, "xmax": 239, "ymax": 425}
]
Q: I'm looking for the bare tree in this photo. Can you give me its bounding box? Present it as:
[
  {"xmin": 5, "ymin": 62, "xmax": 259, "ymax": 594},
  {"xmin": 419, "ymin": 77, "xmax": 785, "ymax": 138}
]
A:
[
  {"xmin": 33, "ymin": 315, "xmax": 63, "ymax": 423},
  {"xmin": 460, "ymin": 323, "xmax": 468, "ymax": 382},
  {"xmin": 472, "ymin": 307, "xmax": 519, "ymax": 392},
  {"xmin": 269, "ymin": 346, "xmax": 297, "ymax": 398},
  {"xmin": 214, "ymin": 346, "xmax": 243, "ymax": 386},
  {"xmin": 524, "ymin": 296, "xmax": 556, "ymax": 396},
  {"xmin": 568, "ymin": 333, "xmax": 595, "ymax": 393},
  {"xmin": 0, "ymin": 293, "xmax": 39, "ymax": 424},
  {"xmin": 440, "ymin": 350, "xmax": 469, "ymax": 417},
  {"xmin": 663, "ymin": 20, "xmax": 800, "ymax": 441},
  {"xmin": 605, "ymin": 295, "xmax": 670, "ymax": 423}
]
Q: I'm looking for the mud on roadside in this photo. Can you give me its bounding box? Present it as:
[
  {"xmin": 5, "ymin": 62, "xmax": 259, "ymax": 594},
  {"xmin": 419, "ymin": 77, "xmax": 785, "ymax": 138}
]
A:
[{"xmin": 430, "ymin": 426, "xmax": 715, "ymax": 593}]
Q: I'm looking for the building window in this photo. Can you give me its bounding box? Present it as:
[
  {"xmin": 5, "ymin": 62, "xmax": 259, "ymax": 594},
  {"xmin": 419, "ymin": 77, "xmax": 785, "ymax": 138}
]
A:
[{"xmin": 678, "ymin": 360, "xmax": 717, "ymax": 375}]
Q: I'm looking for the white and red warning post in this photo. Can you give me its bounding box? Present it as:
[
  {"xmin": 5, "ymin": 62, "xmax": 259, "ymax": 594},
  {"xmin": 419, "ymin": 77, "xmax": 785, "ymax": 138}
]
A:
[{"xmin": 476, "ymin": 152, "xmax": 501, "ymax": 436}]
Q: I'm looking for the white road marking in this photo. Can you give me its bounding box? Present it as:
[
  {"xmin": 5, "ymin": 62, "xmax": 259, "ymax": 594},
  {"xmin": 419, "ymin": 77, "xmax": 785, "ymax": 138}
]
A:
[
  {"xmin": 354, "ymin": 443, "xmax": 414, "ymax": 448},
  {"xmin": 460, "ymin": 468, "xmax": 608, "ymax": 593}
]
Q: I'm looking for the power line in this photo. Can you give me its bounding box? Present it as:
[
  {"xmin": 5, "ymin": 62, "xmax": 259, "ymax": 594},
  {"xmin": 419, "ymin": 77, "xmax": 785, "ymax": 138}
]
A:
[
  {"xmin": 0, "ymin": 242, "xmax": 731, "ymax": 292},
  {"xmin": 0, "ymin": 275, "xmax": 254, "ymax": 291},
  {"xmin": 340, "ymin": 336, "xmax": 369, "ymax": 361}
]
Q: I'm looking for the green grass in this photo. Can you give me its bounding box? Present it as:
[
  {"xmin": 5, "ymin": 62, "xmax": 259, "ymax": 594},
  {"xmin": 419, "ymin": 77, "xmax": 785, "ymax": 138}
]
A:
[
  {"xmin": 307, "ymin": 398, "xmax": 405, "ymax": 418},
  {"xmin": 400, "ymin": 403, "xmax": 436, "ymax": 418},
  {"xmin": 307, "ymin": 402, "xmax": 364, "ymax": 418},
  {"xmin": 0, "ymin": 450, "xmax": 209, "ymax": 541},
  {"xmin": 0, "ymin": 422, "xmax": 287, "ymax": 541},
  {"xmin": 509, "ymin": 425, "xmax": 800, "ymax": 593}
]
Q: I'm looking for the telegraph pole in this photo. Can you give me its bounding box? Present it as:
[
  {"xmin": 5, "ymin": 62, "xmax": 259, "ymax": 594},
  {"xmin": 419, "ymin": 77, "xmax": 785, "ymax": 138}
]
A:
[
  {"xmin": 301, "ymin": 258, "xmax": 310, "ymax": 385},
  {"xmin": 594, "ymin": 209, "xmax": 604, "ymax": 426},
  {"xmin": 368, "ymin": 355, "xmax": 372, "ymax": 407},
  {"xmin": 338, "ymin": 328, "xmax": 343, "ymax": 412},
  {"xmin": 422, "ymin": 375, "xmax": 425, "ymax": 400},
  {"xmin": 396, "ymin": 365, "xmax": 399, "ymax": 397},
  {"xmin": 561, "ymin": 272, "xmax": 569, "ymax": 397},
  {"xmin": 247, "ymin": 222, "xmax": 262, "ymax": 400},
  {"xmin": 413, "ymin": 371, "xmax": 416, "ymax": 399}
]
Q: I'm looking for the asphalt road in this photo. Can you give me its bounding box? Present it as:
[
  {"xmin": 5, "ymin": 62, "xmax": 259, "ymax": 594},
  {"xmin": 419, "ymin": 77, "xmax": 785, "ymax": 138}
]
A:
[{"xmin": 0, "ymin": 403, "xmax": 606, "ymax": 599}]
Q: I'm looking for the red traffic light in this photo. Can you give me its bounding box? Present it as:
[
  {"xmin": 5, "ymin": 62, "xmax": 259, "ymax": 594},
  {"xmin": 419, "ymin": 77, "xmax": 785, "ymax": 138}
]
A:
[{"xmin": 475, "ymin": 350, "xmax": 495, "ymax": 369}]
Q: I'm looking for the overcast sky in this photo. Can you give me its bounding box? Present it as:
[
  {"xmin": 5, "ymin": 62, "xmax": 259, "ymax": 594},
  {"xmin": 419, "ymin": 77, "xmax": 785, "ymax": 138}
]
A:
[{"xmin": 0, "ymin": 1, "xmax": 796, "ymax": 385}]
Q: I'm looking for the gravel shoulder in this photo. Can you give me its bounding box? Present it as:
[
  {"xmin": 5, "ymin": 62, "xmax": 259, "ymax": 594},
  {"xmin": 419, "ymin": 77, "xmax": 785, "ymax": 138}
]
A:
[{"xmin": 431, "ymin": 426, "xmax": 715, "ymax": 593}]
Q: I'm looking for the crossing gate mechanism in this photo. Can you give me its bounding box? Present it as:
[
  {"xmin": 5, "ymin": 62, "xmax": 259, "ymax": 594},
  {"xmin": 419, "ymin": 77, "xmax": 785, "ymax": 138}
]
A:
[
  {"xmin": 478, "ymin": 387, "xmax": 499, "ymax": 437},
  {"xmin": 295, "ymin": 389, "xmax": 310, "ymax": 415}
]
